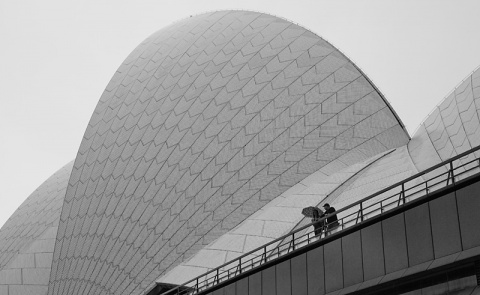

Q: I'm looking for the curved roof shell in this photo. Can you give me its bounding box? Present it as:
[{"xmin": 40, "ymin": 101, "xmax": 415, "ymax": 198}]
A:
[
  {"xmin": 409, "ymin": 67, "xmax": 480, "ymax": 172},
  {"xmin": 47, "ymin": 10, "xmax": 410, "ymax": 295},
  {"xmin": 0, "ymin": 162, "xmax": 72, "ymax": 295}
]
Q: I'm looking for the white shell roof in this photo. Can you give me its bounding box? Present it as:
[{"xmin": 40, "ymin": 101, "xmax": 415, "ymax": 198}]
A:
[
  {"xmin": 408, "ymin": 67, "xmax": 480, "ymax": 177},
  {"xmin": 47, "ymin": 10, "xmax": 408, "ymax": 295},
  {"xmin": 0, "ymin": 162, "xmax": 72, "ymax": 295}
]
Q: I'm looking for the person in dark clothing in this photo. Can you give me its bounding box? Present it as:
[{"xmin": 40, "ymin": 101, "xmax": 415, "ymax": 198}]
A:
[
  {"xmin": 311, "ymin": 208, "xmax": 324, "ymax": 238},
  {"xmin": 322, "ymin": 203, "xmax": 339, "ymax": 236}
]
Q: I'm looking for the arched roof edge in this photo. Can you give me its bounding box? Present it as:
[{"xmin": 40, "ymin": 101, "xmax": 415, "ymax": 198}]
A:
[
  {"xmin": 153, "ymin": 8, "xmax": 411, "ymax": 139},
  {"xmin": 411, "ymin": 63, "xmax": 480, "ymax": 136}
]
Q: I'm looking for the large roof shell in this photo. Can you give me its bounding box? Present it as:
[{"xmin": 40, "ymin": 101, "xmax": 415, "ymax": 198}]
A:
[{"xmin": 46, "ymin": 10, "xmax": 410, "ymax": 295}]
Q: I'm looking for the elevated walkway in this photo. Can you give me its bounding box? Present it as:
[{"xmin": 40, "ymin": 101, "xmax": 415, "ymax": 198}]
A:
[{"xmin": 156, "ymin": 146, "xmax": 480, "ymax": 295}]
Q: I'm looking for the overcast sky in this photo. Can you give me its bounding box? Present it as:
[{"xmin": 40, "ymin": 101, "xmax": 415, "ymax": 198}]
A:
[{"xmin": 1, "ymin": 0, "xmax": 480, "ymax": 229}]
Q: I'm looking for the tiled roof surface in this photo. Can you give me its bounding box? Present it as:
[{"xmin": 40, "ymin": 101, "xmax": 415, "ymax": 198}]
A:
[
  {"xmin": 409, "ymin": 68, "xmax": 480, "ymax": 172},
  {"xmin": 0, "ymin": 162, "xmax": 73, "ymax": 295},
  {"xmin": 47, "ymin": 11, "xmax": 408, "ymax": 295}
]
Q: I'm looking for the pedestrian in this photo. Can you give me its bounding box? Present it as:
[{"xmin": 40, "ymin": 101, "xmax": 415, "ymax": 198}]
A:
[
  {"xmin": 322, "ymin": 203, "xmax": 339, "ymax": 236},
  {"xmin": 311, "ymin": 208, "xmax": 324, "ymax": 239}
]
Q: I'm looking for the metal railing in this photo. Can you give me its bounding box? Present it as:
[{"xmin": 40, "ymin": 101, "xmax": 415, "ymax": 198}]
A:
[{"xmin": 161, "ymin": 146, "xmax": 480, "ymax": 295}]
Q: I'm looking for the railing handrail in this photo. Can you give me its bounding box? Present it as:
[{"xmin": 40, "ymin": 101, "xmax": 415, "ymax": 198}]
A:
[{"xmin": 160, "ymin": 145, "xmax": 480, "ymax": 295}]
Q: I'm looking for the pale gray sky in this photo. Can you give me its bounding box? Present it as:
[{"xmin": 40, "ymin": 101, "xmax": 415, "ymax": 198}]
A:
[{"xmin": 1, "ymin": 0, "xmax": 479, "ymax": 228}]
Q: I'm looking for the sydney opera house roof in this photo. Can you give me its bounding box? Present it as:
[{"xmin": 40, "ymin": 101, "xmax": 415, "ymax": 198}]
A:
[{"xmin": 1, "ymin": 10, "xmax": 479, "ymax": 295}]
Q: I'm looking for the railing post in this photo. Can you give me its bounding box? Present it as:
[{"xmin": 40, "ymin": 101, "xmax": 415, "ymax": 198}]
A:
[
  {"xmin": 360, "ymin": 202, "xmax": 364, "ymax": 222},
  {"xmin": 292, "ymin": 233, "xmax": 295, "ymax": 251},
  {"xmin": 264, "ymin": 246, "xmax": 267, "ymax": 263},
  {"xmin": 238, "ymin": 258, "xmax": 242, "ymax": 274},
  {"xmin": 401, "ymin": 183, "xmax": 405, "ymax": 205},
  {"xmin": 450, "ymin": 161, "xmax": 455, "ymax": 185}
]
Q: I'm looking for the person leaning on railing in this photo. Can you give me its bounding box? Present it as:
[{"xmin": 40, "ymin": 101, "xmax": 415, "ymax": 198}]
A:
[{"xmin": 322, "ymin": 203, "xmax": 339, "ymax": 236}]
